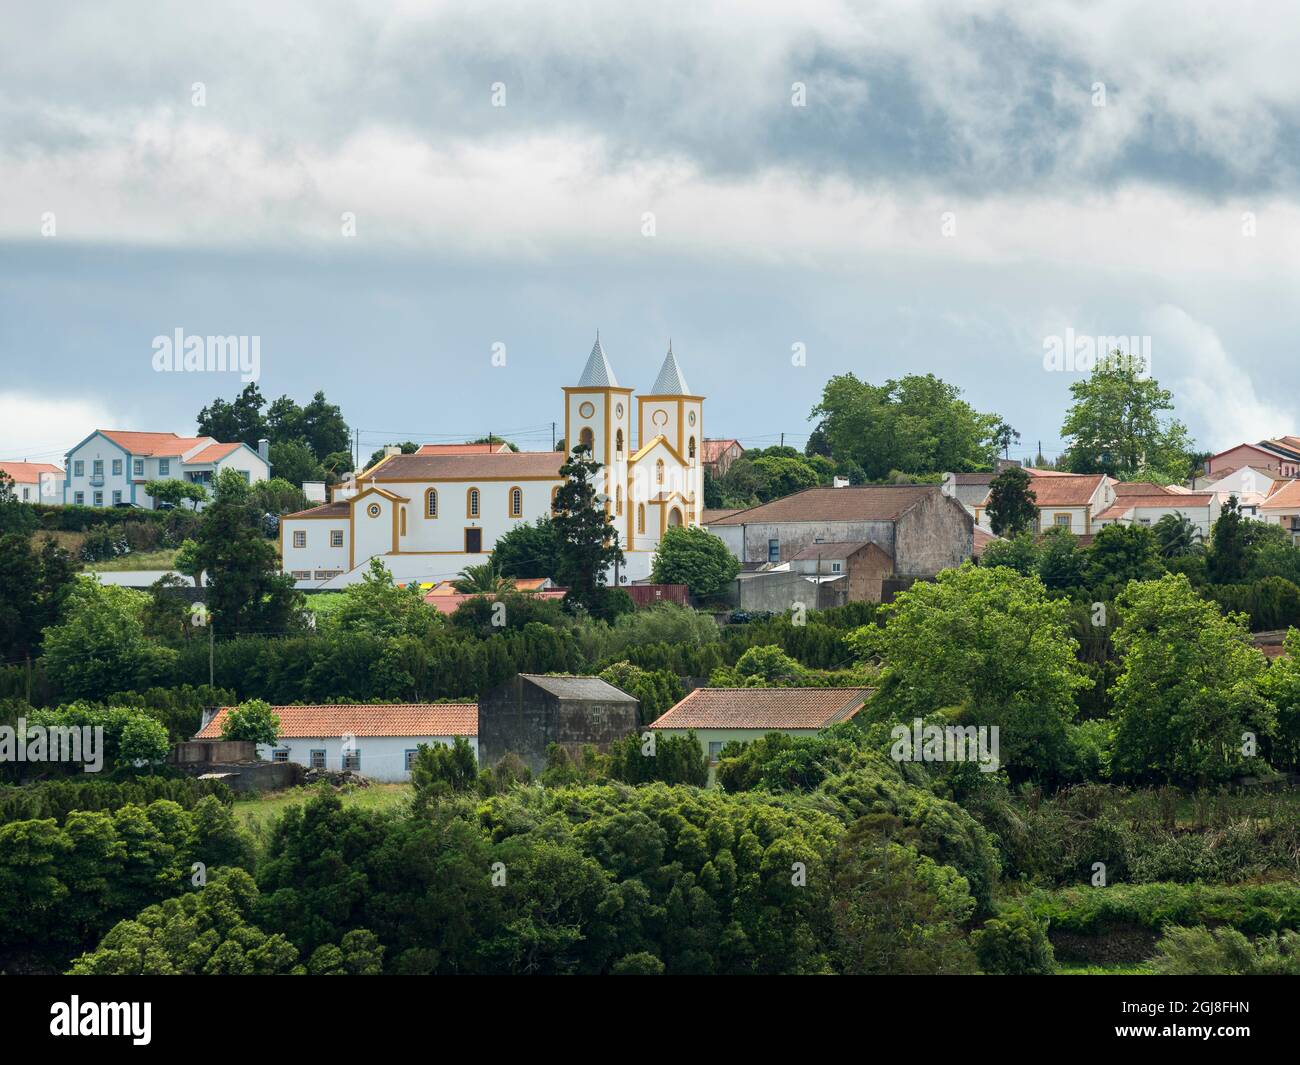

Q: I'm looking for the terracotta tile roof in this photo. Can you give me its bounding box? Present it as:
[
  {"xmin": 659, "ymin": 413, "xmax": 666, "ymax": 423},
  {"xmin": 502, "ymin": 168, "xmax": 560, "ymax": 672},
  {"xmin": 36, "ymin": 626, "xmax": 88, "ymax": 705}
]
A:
[
  {"xmin": 98, "ymin": 430, "xmax": 212, "ymax": 457},
  {"xmin": 1113, "ymin": 481, "xmax": 1177, "ymax": 496},
  {"xmin": 195, "ymin": 703, "xmax": 477, "ymax": 740},
  {"xmin": 0, "ymin": 461, "xmax": 62, "ymax": 482},
  {"xmin": 789, "ymin": 541, "xmax": 872, "ymax": 561},
  {"xmin": 706, "ymin": 485, "xmax": 947, "ymax": 525},
  {"xmin": 700, "ymin": 439, "xmax": 742, "ymax": 464},
  {"xmin": 1026, "ymin": 474, "xmax": 1107, "ymax": 507},
  {"xmin": 284, "ymin": 501, "xmax": 350, "ymax": 518},
  {"xmin": 1261, "ymin": 480, "xmax": 1300, "ymax": 510},
  {"xmin": 188, "ymin": 442, "xmax": 243, "ymax": 463},
  {"xmin": 973, "ymin": 527, "xmax": 999, "ymax": 557},
  {"xmin": 701, "ymin": 508, "xmax": 743, "ymax": 524},
  {"xmin": 950, "ymin": 472, "xmax": 996, "ymax": 485},
  {"xmin": 1023, "ymin": 467, "xmax": 1075, "ymax": 477},
  {"xmin": 1095, "ymin": 494, "xmax": 1214, "ymax": 521},
  {"xmin": 415, "ymin": 442, "xmax": 512, "ymax": 455},
  {"xmin": 1262, "ymin": 438, "xmax": 1300, "ymax": 460},
  {"xmin": 649, "ymin": 687, "xmax": 872, "ymax": 731},
  {"xmin": 363, "ymin": 452, "xmax": 564, "ymax": 481}
]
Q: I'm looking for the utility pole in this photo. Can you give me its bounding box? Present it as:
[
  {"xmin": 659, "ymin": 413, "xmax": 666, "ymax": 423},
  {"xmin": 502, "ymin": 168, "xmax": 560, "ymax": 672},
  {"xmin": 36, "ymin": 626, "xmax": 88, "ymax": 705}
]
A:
[
  {"xmin": 209, "ymin": 620, "xmax": 215, "ymax": 688},
  {"xmin": 551, "ymin": 422, "xmax": 556, "ymax": 450}
]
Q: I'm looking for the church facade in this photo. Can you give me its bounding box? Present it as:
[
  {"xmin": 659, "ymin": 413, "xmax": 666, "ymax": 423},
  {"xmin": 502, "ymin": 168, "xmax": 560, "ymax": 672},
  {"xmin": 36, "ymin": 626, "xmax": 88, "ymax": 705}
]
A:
[{"xmin": 280, "ymin": 336, "xmax": 704, "ymax": 587}]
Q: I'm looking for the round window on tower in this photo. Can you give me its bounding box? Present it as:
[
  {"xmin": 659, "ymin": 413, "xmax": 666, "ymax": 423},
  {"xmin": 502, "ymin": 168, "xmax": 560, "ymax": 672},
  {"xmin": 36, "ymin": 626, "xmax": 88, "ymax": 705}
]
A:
[
  {"xmin": 688, "ymin": 410, "xmax": 697, "ymax": 426},
  {"xmin": 616, "ymin": 402, "xmax": 624, "ymax": 418},
  {"xmin": 651, "ymin": 409, "xmax": 668, "ymax": 428},
  {"xmin": 366, "ymin": 503, "xmax": 381, "ymax": 518},
  {"xmin": 578, "ymin": 401, "xmax": 595, "ymax": 418}
]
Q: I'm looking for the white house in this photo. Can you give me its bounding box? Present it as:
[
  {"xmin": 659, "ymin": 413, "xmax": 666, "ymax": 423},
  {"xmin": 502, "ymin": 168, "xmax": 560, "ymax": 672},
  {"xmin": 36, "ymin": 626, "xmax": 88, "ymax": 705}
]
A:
[
  {"xmin": 0, "ymin": 461, "xmax": 64, "ymax": 503},
  {"xmin": 969, "ymin": 470, "xmax": 1115, "ymax": 535},
  {"xmin": 1093, "ymin": 492, "xmax": 1216, "ymax": 537},
  {"xmin": 647, "ymin": 687, "xmax": 872, "ymax": 765},
  {"xmin": 63, "ymin": 430, "xmax": 269, "ymax": 509},
  {"xmin": 1193, "ymin": 465, "xmax": 1280, "ymax": 516},
  {"xmin": 195, "ymin": 702, "xmax": 478, "ymax": 782},
  {"xmin": 280, "ymin": 335, "xmax": 706, "ymax": 587},
  {"xmin": 1260, "ymin": 480, "xmax": 1300, "ymax": 544}
]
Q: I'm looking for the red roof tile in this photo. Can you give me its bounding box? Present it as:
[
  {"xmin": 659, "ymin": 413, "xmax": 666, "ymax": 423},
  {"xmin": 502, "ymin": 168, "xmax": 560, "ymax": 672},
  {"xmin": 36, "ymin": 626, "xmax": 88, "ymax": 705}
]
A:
[
  {"xmin": 1261, "ymin": 480, "xmax": 1300, "ymax": 510},
  {"xmin": 648, "ymin": 687, "xmax": 872, "ymax": 731},
  {"xmin": 415, "ymin": 443, "xmax": 512, "ymax": 455},
  {"xmin": 1026, "ymin": 474, "xmax": 1108, "ymax": 507},
  {"xmin": 706, "ymin": 485, "xmax": 949, "ymax": 525},
  {"xmin": 195, "ymin": 703, "xmax": 477, "ymax": 740},
  {"xmin": 0, "ymin": 461, "xmax": 62, "ymax": 482},
  {"xmin": 364, "ymin": 452, "xmax": 564, "ymax": 481},
  {"xmin": 188, "ymin": 442, "xmax": 243, "ymax": 463},
  {"xmin": 99, "ymin": 430, "xmax": 212, "ymax": 457}
]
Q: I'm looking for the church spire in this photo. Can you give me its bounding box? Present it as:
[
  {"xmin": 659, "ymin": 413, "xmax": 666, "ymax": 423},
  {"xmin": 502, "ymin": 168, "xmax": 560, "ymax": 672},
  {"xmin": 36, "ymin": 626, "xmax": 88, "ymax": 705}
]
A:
[
  {"xmin": 577, "ymin": 331, "xmax": 618, "ymax": 387},
  {"xmin": 651, "ymin": 340, "xmax": 690, "ymax": 394}
]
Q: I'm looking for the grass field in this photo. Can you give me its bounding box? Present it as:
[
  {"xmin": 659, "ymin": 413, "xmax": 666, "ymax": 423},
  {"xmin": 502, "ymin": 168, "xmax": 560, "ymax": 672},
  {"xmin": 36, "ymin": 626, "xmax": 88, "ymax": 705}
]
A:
[
  {"xmin": 232, "ymin": 782, "xmax": 413, "ymax": 831},
  {"xmin": 89, "ymin": 548, "xmax": 180, "ymax": 571},
  {"xmin": 1057, "ymin": 963, "xmax": 1155, "ymax": 975}
]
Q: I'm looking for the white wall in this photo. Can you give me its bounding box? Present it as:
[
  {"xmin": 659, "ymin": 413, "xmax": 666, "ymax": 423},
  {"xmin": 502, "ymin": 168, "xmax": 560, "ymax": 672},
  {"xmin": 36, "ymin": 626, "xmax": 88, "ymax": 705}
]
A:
[
  {"xmin": 255, "ymin": 734, "xmax": 479, "ymax": 782},
  {"xmin": 282, "ymin": 517, "xmax": 350, "ymax": 577}
]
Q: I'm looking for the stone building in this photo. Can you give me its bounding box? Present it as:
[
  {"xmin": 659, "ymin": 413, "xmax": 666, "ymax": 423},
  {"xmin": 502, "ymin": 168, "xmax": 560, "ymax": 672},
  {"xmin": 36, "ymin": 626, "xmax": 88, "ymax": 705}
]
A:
[{"xmin": 477, "ymin": 673, "xmax": 640, "ymax": 774}]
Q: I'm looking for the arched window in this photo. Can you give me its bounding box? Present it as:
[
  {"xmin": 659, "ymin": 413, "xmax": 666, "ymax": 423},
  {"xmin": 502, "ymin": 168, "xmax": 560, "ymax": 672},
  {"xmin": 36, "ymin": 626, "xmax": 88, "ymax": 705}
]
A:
[
  {"xmin": 467, "ymin": 487, "xmax": 480, "ymax": 518},
  {"xmin": 655, "ymin": 459, "xmax": 665, "ymax": 485},
  {"xmin": 509, "ymin": 486, "xmax": 523, "ymax": 518},
  {"xmin": 688, "ymin": 436, "xmax": 696, "ymax": 461},
  {"xmin": 637, "ymin": 504, "xmax": 645, "ymax": 533},
  {"xmin": 400, "ymin": 507, "xmax": 407, "ymax": 536},
  {"xmin": 425, "ymin": 488, "xmax": 438, "ymax": 518},
  {"xmin": 551, "ymin": 486, "xmax": 561, "ymax": 514},
  {"xmin": 668, "ymin": 506, "xmax": 683, "ymax": 528},
  {"xmin": 615, "ymin": 429, "xmax": 624, "ymax": 455},
  {"xmin": 579, "ymin": 427, "xmax": 594, "ymax": 453},
  {"xmin": 616, "ymin": 485, "xmax": 623, "ymax": 516}
]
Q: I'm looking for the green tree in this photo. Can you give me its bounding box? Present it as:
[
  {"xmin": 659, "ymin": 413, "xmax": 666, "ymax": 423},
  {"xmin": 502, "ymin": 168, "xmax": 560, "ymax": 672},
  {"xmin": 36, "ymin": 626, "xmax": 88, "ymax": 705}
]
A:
[
  {"xmin": 0, "ymin": 533, "xmax": 76, "ymax": 669},
  {"xmin": 1085, "ymin": 523, "xmax": 1163, "ymax": 595},
  {"xmin": 268, "ymin": 439, "xmax": 325, "ymax": 486},
  {"xmin": 551, "ymin": 443, "xmax": 625, "ymax": 615},
  {"xmin": 811, "ymin": 373, "xmax": 1003, "ymax": 478},
  {"xmin": 1207, "ymin": 496, "xmax": 1251, "ymax": 583},
  {"xmin": 1109, "ymin": 573, "xmax": 1275, "ymax": 785},
  {"xmin": 410, "ymin": 737, "xmax": 479, "ymax": 804},
  {"xmin": 197, "ymin": 382, "xmax": 268, "ymax": 448},
  {"xmin": 852, "ymin": 563, "xmax": 1089, "ymax": 783},
  {"xmin": 984, "ymin": 466, "xmax": 1038, "ymax": 537},
  {"xmin": 193, "ymin": 469, "xmax": 303, "ymax": 635},
  {"xmin": 492, "ymin": 517, "xmax": 562, "ymax": 580},
  {"xmin": 1059, "ymin": 350, "xmax": 1193, "ymax": 480},
  {"xmin": 220, "ymin": 699, "xmax": 281, "ymax": 746},
  {"xmin": 971, "ymin": 906, "xmax": 1055, "ymax": 974},
  {"xmin": 143, "ymin": 479, "xmax": 208, "ymax": 510},
  {"xmin": 453, "ymin": 561, "xmax": 516, "ymax": 595},
  {"xmin": 1036, "ymin": 527, "xmax": 1086, "ymax": 593},
  {"xmin": 317, "ymin": 557, "xmax": 439, "ymax": 639},
  {"xmin": 1153, "ymin": 511, "xmax": 1204, "ymax": 558},
  {"xmin": 978, "ymin": 532, "xmax": 1039, "ymax": 576},
  {"xmin": 650, "ymin": 525, "xmax": 739, "ymax": 599},
  {"xmin": 748, "ymin": 455, "xmax": 820, "ymax": 501},
  {"xmin": 249, "ymin": 477, "xmax": 309, "ymax": 516}
]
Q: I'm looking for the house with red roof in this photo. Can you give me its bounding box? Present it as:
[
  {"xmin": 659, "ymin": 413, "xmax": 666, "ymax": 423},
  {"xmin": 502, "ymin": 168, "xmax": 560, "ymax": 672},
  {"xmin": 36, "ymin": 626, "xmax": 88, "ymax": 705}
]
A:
[
  {"xmin": 62, "ymin": 430, "xmax": 269, "ymax": 509},
  {"xmin": 0, "ymin": 460, "xmax": 64, "ymax": 503},
  {"xmin": 969, "ymin": 470, "xmax": 1116, "ymax": 535},
  {"xmin": 1093, "ymin": 492, "xmax": 1217, "ymax": 537},
  {"xmin": 195, "ymin": 702, "xmax": 478, "ymax": 781},
  {"xmin": 1260, "ymin": 480, "xmax": 1300, "ymax": 545},
  {"xmin": 648, "ymin": 686, "xmax": 873, "ymax": 764}
]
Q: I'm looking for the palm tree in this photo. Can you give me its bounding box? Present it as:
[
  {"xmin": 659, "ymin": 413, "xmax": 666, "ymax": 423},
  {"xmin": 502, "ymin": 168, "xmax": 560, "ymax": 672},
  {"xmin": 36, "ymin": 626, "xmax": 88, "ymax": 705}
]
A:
[
  {"xmin": 1153, "ymin": 512, "xmax": 1204, "ymax": 558},
  {"xmin": 452, "ymin": 561, "xmax": 516, "ymax": 595}
]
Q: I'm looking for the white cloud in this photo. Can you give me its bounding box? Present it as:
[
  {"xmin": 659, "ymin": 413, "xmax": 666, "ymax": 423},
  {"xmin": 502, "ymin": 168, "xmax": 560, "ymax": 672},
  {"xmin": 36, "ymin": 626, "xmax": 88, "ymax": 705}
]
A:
[{"xmin": 1148, "ymin": 305, "xmax": 1295, "ymax": 451}]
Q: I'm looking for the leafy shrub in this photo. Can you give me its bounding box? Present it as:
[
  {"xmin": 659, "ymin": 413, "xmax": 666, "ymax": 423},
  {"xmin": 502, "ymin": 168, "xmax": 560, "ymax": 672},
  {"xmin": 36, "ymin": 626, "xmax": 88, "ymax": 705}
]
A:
[{"xmin": 972, "ymin": 907, "xmax": 1056, "ymax": 974}]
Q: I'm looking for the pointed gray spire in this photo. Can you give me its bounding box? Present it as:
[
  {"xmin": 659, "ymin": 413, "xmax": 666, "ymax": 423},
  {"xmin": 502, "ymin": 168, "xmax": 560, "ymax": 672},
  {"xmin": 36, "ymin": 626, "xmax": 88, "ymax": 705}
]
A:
[
  {"xmin": 651, "ymin": 341, "xmax": 690, "ymax": 394},
  {"xmin": 577, "ymin": 331, "xmax": 618, "ymax": 387}
]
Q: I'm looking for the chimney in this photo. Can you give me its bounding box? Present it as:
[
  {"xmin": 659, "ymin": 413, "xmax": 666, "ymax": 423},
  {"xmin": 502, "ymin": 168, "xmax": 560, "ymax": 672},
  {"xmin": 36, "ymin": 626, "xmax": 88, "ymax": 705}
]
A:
[
  {"xmin": 257, "ymin": 438, "xmax": 270, "ymax": 463},
  {"xmin": 383, "ymin": 446, "xmax": 400, "ymax": 457}
]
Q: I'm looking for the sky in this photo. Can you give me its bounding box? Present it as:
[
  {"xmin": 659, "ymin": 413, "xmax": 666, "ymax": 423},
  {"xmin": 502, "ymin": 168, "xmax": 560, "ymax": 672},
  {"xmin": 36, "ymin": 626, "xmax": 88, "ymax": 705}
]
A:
[{"xmin": 2, "ymin": 0, "xmax": 1298, "ymax": 467}]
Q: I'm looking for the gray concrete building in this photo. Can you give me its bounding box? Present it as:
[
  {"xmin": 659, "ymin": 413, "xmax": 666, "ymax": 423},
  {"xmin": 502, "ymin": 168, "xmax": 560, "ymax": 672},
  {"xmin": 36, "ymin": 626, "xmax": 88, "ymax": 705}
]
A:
[
  {"xmin": 477, "ymin": 673, "xmax": 640, "ymax": 774},
  {"xmin": 705, "ymin": 484, "xmax": 974, "ymax": 590}
]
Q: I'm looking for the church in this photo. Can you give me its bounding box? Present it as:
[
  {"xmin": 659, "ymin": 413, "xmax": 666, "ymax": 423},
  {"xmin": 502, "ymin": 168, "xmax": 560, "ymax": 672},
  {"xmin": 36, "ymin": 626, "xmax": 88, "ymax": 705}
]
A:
[{"xmin": 279, "ymin": 335, "xmax": 705, "ymax": 587}]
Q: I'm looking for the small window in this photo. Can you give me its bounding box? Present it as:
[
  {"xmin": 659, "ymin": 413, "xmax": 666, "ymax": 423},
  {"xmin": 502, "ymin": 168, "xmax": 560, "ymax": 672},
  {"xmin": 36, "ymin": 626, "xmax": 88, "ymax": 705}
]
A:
[
  {"xmin": 293, "ymin": 530, "xmax": 306, "ymax": 548},
  {"xmin": 112, "ymin": 490, "xmax": 122, "ymax": 505},
  {"xmin": 93, "ymin": 491, "xmax": 103, "ymax": 507},
  {"xmin": 405, "ymin": 749, "xmax": 419, "ymax": 771},
  {"xmin": 656, "ymin": 459, "xmax": 665, "ymax": 485},
  {"xmin": 272, "ymin": 749, "xmax": 290, "ymax": 763},
  {"xmin": 74, "ymin": 491, "xmax": 84, "ymax": 505},
  {"xmin": 616, "ymin": 485, "xmax": 623, "ymax": 516},
  {"xmin": 579, "ymin": 427, "xmax": 594, "ymax": 452},
  {"xmin": 615, "ymin": 429, "xmax": 624, "ymax": 455},
  {"xmin": 92, "ymin": 459, "xmax": 103, "ymax": 475},
  {"xmin": 21, "ymin": 487, "xmax": 30, "ymax": 500},
  {"xmin": 425, "ymin": 488, "xmax": 438, "ymax": 518},
  {"xmin": 309, "ymin": 749, "xmax": 325, "ymax": 769},
  {"xmin": 342, "ymin": 749, "xmax": 361, "ymax": 771},
  {"xmin": 637, "ymin": 504, "xmax": 645, "ymax": 533},
  {"xmin": 509, "ymin": 486, "xmax": 523, "ymax": 518},
  {"xmin": 467, "ymin": 487, "xmax": 480, "ymax": 518},
  {"xmin": 832, "ymin": 562, "xmax": 841, "ymax": 572},
  {"xmin": 708, "ymin": 741, "xmax": 724, "ymax": 761},
  {"xmin": 159, "ymin": 459, "xmax": 170, "ymax": 476},
  {"xmin": 688, "ymin": 436, "xmax": 696, "ymax": 460},
  {"xmin": 768, "ymin": 538, "xmax": 780, "ymax": 563},
  {"xmin": 1053, "ymin": 513, "xmax": 1071, "ymax": 527},
  {"xmin": 74, "ymin": 461, "xmax": 84, "ymax": 477},
  {"xmin": 133, "ymin": 459, "xmax": 144, "ymax": 476},
  {"xmin": 112, "ymin": 459, "xmax": 122, "ymax": 476},
  {"xmin": 330, "ymin": 530, "xmax": 343, "ymax": 547}
]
